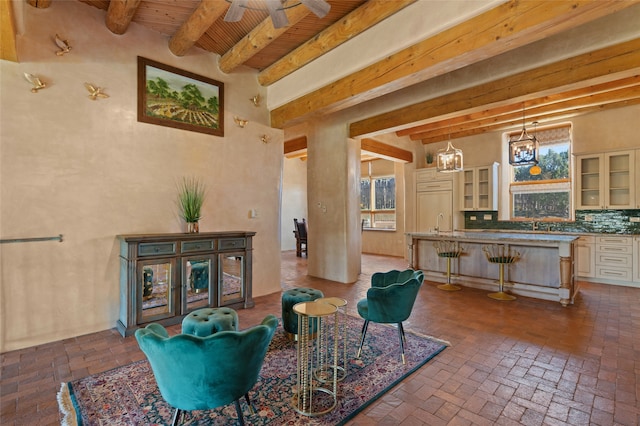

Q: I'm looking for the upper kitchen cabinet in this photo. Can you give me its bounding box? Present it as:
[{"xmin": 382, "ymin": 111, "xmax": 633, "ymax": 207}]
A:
[
  {"xmin": 460, "ymin": 163, "xmax": 499, "ymax": 211},
  {"xmin": 576, "ymin": 151, "xmax": 635, "ymax": 210}
]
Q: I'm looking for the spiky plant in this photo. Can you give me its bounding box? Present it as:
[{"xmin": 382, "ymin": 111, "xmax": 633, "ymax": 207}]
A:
[{"xmin": 177, "ymin": 177, "xmax": 206, "ymax": 223}]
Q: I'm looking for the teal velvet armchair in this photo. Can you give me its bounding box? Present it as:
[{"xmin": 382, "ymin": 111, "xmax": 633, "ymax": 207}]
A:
[
  {"xmin": 356, "ymin": 269, "xmax": 424, "ymax": 364},
  {"xmin": 135, "ymin": 314, "xmax": 278, "ymax": 426}
]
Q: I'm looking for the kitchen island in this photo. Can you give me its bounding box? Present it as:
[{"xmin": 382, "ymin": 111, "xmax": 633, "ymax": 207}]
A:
[{"xmin": 407, "ymin": 231, "xmax": 578, "ymax": 306}]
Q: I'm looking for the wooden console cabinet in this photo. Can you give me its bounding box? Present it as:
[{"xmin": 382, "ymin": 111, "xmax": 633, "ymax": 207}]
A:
[{"xmin": 117, "ymin": 231, "xmax": 255, "ymax": 336}]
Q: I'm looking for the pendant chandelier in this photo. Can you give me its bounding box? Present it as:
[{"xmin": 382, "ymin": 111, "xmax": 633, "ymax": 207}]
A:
[
  {"xmin": 224, "ymin": 0, "xmax": 330, "ymax": 29},
  {"xmin": 509, "ymin": 104, "xmax": 539, "ymax": 166},
  {"xmin": 437, "ymin": 141, "xmax": 463, "ymax": 173}
]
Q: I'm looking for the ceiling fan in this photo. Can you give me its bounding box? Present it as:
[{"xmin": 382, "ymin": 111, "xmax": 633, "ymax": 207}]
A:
[{"xmin": 224, "ymin": 0, "xmax": 331, "ymax": 29}]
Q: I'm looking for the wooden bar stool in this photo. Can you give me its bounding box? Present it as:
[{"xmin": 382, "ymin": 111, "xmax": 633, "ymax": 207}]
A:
[
  {"xmin": 434, "ymin": 240, "xmax": 463, "ymax": 291},
  {"xmin": 482, "ymin": 244, "xmax": 519, "ymax": 301}
]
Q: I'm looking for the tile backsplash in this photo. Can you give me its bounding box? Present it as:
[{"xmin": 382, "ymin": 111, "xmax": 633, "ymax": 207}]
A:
[{"xmin": 464, "ymin": 210, "xmax": 640, "ymax": 234}]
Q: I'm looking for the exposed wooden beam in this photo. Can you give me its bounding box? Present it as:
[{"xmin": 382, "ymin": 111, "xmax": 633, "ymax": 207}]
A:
[
  {"xmin": 219, "ymin": 1, "xmax": 311, "ymax": 74},
  {"xmin": 398, "ymin": 76, "xmax": 640, "ymax": 138},
  {"xmin": 26, "ymin": 0, "xmax": 51, "ymax": 8},
  {"xmin": 270, "ymin": 0, "xmax": 639, "ymax": 129},
  {"xmin": 407, "ymin": 80, "xmax": 640, "ymax": 141},
  {"xmin": 350, "ymin": 38, "xmax": 640, "ymax": 138},
  {"xmin": 419, "ymin": 98, "xmax": 640, "ymax": 145},
  {"xmin": 258, "ymin": 0, "xmax": 416, "ymax": 86},
  {"xmin": 106, "ymin": 0, "xmax": 141, "ymax": 35},
  {"xmin": 284, "ymin": 136, "xmax": 307, "ymax": 154},
  {"xmin": 361, "ymin": 139, "xmax": 412, "ymax": 163},
  {"xmin": 169, "ymin": 0, "xmax": 227, "ymax": 56},
  {"xmin": 0, "ymin": 0, "xmax": 17, "ymax": 62}
]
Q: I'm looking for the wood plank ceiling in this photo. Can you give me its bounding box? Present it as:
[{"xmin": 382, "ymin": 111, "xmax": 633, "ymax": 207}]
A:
[{"xmin": 14, "ymin": 0, "xmax": 640, "ymax": 154}]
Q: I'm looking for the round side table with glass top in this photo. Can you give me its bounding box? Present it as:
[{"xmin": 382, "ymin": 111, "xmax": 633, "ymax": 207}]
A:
[{"xmin": 292, "ymin": 301, "xmax": 338, "ymax": 417}]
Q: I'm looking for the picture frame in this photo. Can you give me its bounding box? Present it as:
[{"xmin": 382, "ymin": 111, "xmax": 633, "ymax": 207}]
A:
[{"xmin": 137, "ymin": 56, "xmax": 224, "ymax": 137}]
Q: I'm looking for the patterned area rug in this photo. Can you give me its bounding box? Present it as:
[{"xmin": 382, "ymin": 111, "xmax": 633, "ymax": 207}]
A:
[{"xmin": 58, "ymin": 315, "xmax": 448, "ymax": 425}]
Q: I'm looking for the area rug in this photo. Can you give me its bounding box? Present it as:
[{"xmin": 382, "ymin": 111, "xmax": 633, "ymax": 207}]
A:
[{"xmin": 58, "ymin": 315, "xmax": 448, "ymax": 426}]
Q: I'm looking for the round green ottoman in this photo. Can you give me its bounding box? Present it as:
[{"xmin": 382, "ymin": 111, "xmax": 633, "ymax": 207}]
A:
[
  {"xmin": 181, "ymin": 307, "xmax": 239, "ymax": 337},
  {"xmin": 282, "ymin": 287, "xmax": 324, "ymax": 339}
]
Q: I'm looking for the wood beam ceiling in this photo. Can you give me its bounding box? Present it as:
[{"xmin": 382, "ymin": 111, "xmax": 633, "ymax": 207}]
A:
[
  {"xmin": 405, "ymin": 79, "xmax": 640, "ymax": 144},
  {"xmin": 218, "ymin": 1, "xmax": 312, "ymax": 73},
  {"xmin": 257, "ymin": 0, "xmax": 416, "ymax": 86},
  {"xmin": 349, "ymin": 38, "xmax": 640, "ymax": 141},
  {"xmin": 270, "ymin": 0, "xmax": 640, "ymax": 129}
]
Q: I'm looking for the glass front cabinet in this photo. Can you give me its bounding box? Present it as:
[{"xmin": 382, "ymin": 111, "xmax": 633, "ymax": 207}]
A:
[{"xmin": 117, "ymin": 232, "xmax": 255, "ymax": 336}]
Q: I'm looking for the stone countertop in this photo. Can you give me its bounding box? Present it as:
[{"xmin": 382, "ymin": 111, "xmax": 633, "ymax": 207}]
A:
[{"xmin": 407, "ymin": 231, "xmax": 578, "ymax": 244}]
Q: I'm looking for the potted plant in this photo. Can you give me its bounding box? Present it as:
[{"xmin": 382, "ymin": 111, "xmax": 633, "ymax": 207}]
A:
[
  {"xmin": 177, "ymin": 177, "xmax": 206, "ymax": 233},
  {"xmin": 426, "ymin": 151, "xmax": 434, "ymax": 166}
]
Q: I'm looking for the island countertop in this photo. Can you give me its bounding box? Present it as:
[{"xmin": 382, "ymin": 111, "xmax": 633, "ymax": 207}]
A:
[
  {"xmin": 406, "ymin": 231, "xmax": 578, "ymax": 306},
  {"xmin": 407, "ymin": 230, "xmax": 578, "ymax": 245}
]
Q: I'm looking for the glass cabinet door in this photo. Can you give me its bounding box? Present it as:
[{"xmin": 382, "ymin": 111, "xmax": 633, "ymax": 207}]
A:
[
  {"xmin": 183, "ymin": 256, "xmax": 214, "ymax": 313},
  {"xmin": 219, "ymin": 254, "xmax": 244, "ymax": 305},
  {"xmin": 138, "ymin": 258, "xmax": 177, "ymax": 324}
]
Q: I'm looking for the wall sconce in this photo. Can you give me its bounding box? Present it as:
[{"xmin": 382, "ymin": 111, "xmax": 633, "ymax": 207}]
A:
[
  {"xmin": 233, "ymin": 116, "xmax": 248, "ymax": 128},
  {"xmin": 509, "ymin": 107, "xmax": 539, "ymax": 166},
  {"xmin": 437, "ymin": 141, "xmax": 463, "ymax": 173},
  {"xmin": 250, "ymin": 94, "xmax": 261, "ymax": 107},
  {"xmin": 260, "ymin": 134, "xmax": 271, "ymax": 144}
]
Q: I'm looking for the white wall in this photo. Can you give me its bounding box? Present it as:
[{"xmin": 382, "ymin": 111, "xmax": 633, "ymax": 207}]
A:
[{"xmin": 0, "ymin": 2, "xmax": 283, "ymax": 352}]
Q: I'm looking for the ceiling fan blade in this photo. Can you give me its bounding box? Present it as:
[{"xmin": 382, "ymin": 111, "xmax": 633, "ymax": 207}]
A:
[
  {"xmin": 300, "ymin": 0, "xmax": 330, "ymax": 18},
  {"xmin": 224, "ymin": 0, "xmax": 248, "ymax": 22},
  {"xmin": 266, "ymin": 0, "xmax": 289, "ymax": 28}
]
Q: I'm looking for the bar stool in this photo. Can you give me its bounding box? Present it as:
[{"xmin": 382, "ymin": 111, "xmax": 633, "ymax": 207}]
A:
[
  {"xmin": 434, "ymin": 240, "xmax": 463, "ymax": 291},
  {"xmin": 482, "ymin": 244, "xmax": 519, "ymax": 301}
]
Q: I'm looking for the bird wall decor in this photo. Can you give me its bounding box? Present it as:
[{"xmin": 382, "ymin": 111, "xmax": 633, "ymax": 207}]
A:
[
  {"xmin": 260, "ymin": 134, "xmax": 271, "ymax": 144},
  {"xmin": 54, "ymin": 34, "xmax": 71, "ymax": 56},
  {"xmin": 24, "ymin": 73, "xmax": 46, "ymax": 93},
  {"xmin": 84, "ymin": 83, "xmax": 109, "ymax": 100},
  {"xmin": 250, "ymin": 94, "xmax": 261, "ymax": 107},
  {"xmin": 234, "ymin": 116, "xmax": 248, "ymax": 128}
]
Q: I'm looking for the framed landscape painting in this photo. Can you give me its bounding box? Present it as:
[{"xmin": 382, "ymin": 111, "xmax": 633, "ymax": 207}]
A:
[{"xmin": 137, "ymin": 57, "xmax": 224, "ymax": 137}]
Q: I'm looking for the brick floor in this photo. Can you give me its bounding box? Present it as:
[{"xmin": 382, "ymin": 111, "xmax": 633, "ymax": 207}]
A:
[{"xmin": 1, "ymin": 252, "xmax": 639, "ymax": 425}]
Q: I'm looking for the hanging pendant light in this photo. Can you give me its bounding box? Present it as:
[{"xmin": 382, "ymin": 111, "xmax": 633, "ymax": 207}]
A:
[
  {"xmin": 509, "ymin": 105, "xmax": 539, "ymax": 166},
  {"xmin": 437, "ymin": 141, "xmax": 463, "ymax": 173}
]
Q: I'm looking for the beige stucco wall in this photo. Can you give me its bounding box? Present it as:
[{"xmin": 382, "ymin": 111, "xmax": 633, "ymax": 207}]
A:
[{"xmin": 0, "ymin": 2, "xmax": 283, "ymax": 352}]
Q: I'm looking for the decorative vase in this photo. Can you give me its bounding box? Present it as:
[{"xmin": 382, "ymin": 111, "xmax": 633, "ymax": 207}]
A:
[{"xmin": 187, "ymin": 222, "xmax": 199, "ymax": 233}]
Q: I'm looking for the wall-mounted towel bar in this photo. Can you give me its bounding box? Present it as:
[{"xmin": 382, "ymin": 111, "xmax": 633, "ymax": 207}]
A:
[{"xmin": 0, "ymin": 234, "xmax": 63, "ymax": 244}]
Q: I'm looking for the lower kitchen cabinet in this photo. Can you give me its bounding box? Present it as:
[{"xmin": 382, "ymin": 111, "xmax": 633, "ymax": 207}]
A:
[
  {"xmin": 595, "ymin": 235, "xmax": 633, "ymax": 283},
  {"xmin": 117, "ymin": 231, "xmax": 255, "ymax": 336},
  {"xmin": 576, "ymin": 236, "xmax": 595, "ymax": 279}
]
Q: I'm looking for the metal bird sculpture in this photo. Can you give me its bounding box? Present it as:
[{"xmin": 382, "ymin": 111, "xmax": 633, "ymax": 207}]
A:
[
  {"xmin": 24, "ymin": 73, "xmax": 46, "ymax": 93},
  {"xmin": 54, "ymin": 34, "xmax": 71, "ymax": 56},
  {"xmin": 234, "ymin": 116, "xmax": 248, "ymax": 128},
  {"xmin": 84, "ymin": 83, "xmax": 109, "ymax": 100}
]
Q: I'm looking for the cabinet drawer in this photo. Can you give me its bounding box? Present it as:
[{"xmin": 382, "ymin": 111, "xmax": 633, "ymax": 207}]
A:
[
  {"xmin": 595, "ymin": 253, "xmax": 632, "ymax": 268},
  {"xmin": 597, "ymin": 244, "xmax": 632, "ymax": 254},
  {"xmin": 417, "ymin": 181, "xmax": 453, "ymax": 192},
  {"xmin": 181, "ymin": 240, "xmax": 215, "ymax": 253},
  {"xmin": 138, "ymin": 242, "xmax": 176, "ymax": 256},
  {"xmin": 219, "ymin": 238, "xmax": 246, "ymax": 250},
  {"xmin": 596, "ymin": 266, "xmax": 633, "ymax": 281},
  {"xmin": 596, "ymin": 236, "xmax": 632, "ymax": 246}
]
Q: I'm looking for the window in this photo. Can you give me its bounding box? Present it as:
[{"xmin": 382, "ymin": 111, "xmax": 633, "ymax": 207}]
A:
[
  {"xmin": 361, "ymin": 160, "xmax": 396, "ymax": 229},
  {"xmin": 509, "ymin": 125, "xmax": 572, "ymax": 220}
]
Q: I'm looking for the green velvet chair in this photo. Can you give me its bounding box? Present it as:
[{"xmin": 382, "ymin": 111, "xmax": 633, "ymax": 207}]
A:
[
  {"xmin": 135, "ymin": 314, "xmax": 278, "ymax": 426},
  {"xmin": 356, "ymin": 269, "xmax": 424, "ymax": 364}
]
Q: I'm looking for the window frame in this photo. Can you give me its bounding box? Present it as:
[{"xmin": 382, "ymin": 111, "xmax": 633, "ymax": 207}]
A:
[
  {"xmin": 507, "ymin": 124, "xmax": 573, "ymax": 221},
  {"xmin": 360, "ymin": 169, "xmax": 396, "ymax": 231}
]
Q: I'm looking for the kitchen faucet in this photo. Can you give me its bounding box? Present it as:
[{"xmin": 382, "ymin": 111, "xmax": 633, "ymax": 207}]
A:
[{"xmin": 436, "ymin": 212, "xmax": 444, "ymax": 234}]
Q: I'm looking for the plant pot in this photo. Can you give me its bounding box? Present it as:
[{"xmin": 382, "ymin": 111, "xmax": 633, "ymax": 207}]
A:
[{"xmin": 187, "ymin": 222, "xmax": 199, "ymax": 233}]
